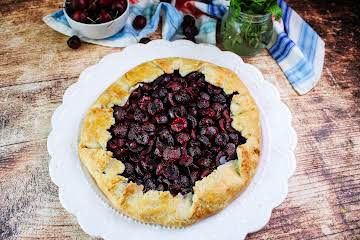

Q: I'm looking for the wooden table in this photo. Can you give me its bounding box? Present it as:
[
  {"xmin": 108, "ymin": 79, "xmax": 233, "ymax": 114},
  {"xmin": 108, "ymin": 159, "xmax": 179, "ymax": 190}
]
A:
[{"xmin": 1, "ymin": 0, "xmax": 359, "ymax": 239}]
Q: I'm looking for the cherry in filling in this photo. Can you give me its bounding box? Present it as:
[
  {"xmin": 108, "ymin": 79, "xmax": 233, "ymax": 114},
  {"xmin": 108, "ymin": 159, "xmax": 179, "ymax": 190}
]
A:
[{"xmin": 107, "ymin": 70, "xmax": 247, "ymax": 196}]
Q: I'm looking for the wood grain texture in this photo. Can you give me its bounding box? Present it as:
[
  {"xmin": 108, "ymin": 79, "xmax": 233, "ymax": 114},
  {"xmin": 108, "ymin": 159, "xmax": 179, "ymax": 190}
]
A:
[{"xmin": 0, "ymin": 0, "xmax": 359, "ymax": 239}]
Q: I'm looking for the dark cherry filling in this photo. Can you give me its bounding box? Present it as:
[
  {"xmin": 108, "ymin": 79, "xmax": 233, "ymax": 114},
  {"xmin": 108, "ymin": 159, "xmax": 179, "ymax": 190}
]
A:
[{"xmin": 107, "ymin": 70, "xmax": 247, "ymax": 196}]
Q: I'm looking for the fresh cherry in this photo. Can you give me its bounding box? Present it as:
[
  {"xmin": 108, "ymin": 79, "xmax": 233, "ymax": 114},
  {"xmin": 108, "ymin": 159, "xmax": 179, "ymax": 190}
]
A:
[
  {"xmin": 99, "ymin": 0, "xmax": 113, "ymax": 7},
  {"xmin": 71, "ymin": 10, "xmax": 87, "ymax": 23},
  {"xmin": 182, "ymin": 15, "xmax": 195, "ymax": 27},
  {"xmin": 70, "ymin": 0, "xmax": 88, "ymax": 10},
  {"xmin": 139, "ymin": 37, "xmax": 151, "ymax": 44},
  {"xmin": 132, "ymin": 15, "xmax": 147, "ymax": 30},
  {"xmin": 99, "ymin": 10, "xmax": 112, "ymax": 23},
  {"xmin": 111, "ymin": 0, "xmax": 127, "ymax": 13},
  {"xmin": 67, "ymin": 35, "xmax": 81, "ymax": 49},
  {"xmin": 183, "ymin": 25, "xmax": 199, "ymax": 38}
]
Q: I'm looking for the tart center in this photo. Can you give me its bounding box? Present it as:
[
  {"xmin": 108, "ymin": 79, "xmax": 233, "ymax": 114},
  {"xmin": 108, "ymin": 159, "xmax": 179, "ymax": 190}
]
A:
[{"xmin": 107, "ymin": 70, "xmax": 247, "ymax": 196}]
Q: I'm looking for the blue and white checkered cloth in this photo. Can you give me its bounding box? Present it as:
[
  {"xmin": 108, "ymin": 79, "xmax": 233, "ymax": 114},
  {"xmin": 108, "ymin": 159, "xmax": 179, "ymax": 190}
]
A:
[{"xmin": 43, "ymin": 0, "xmax": 324, "ymax": 94}]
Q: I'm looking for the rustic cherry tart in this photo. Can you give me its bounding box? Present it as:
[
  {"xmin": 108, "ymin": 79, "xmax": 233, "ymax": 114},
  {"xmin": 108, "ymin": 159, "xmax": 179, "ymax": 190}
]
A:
[{"xmin": 78, "ymin": 57, "xmax": 261, "ymax": 227}]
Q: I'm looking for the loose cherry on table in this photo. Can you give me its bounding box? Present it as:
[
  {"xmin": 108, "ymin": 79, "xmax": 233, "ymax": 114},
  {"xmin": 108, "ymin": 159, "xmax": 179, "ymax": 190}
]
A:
[
  {"xmin": 67, "ymin": 35, "xmax": 81, "ymax": 49},
  {"xmin": 132, "ymin": 15, "xmax": 147, "ymax": 30},
  {"xmin": 181, "ymin": 15, "xmax": 199, "ymax": 43},
  {"xmin": 139, "ymin": 37, "xmax": 151, "ymax": 44}
]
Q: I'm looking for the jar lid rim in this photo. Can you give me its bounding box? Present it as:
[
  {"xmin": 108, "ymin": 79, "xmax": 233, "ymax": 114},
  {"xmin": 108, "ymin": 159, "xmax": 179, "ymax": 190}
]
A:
[{"xmin": 230, "ymin": 10, "xmax": 273, "ymax": 22}]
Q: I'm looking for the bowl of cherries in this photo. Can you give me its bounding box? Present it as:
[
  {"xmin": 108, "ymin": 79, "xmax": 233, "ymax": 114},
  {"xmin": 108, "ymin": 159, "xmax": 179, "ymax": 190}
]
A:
[{"xmin": 64, "ymin": 0, "xmax": 129, "ymax": 39}]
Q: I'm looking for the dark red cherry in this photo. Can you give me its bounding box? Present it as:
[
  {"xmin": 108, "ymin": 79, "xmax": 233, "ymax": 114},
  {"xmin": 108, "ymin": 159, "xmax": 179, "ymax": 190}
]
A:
[
  {"xmin": 147, "ymin": 99, "xmax": 164, "ymax": 115},
  {"xmin": 99, "ymin": 10, "xmax": 112, "ymax": 23},
  {"xmin": 197, "ymin": 158, "xmax": 212, "ymax": 168},
  {"xmin": 200, "ymin": 169, "xmax": 211, "ymax": 179},
  {"xmin": 132, "ymin": 15, "xmax": 147, "ymax": 30},
  {"xmin": 179, "ymin": 154, "xmax": 193, "ymax": 166},
  {"xmin": 182, "ymin": 15, "xmax": 195, "ymax": 27},
  {"xmin": 71, "ymin": 10, "xmax": 87, "ymax": 23},
  {"xmin": 183, "ymin": 25, "xmax": 199, "ymax": 38},
  {"xmin": 163, "ymin": 165, "xmax": 179, "ymax": 180},
  {"xmin": 112, "ymin": 0, "xmax": 127, "ymax": 13},
  {"xmin": 134, "ymin": 131, "xmax": 149, "ymax": 145},
  {"xmin": 99, "ymin": 0, "xmax": 113, "ymax": 6},
  {"xmin": 163, "ymin": 147, "xmax": 181, "ymax": 161},
  {"xmin": 67, "ymin": 35, "xmax": 81, "ymax": 49},
  {"xmin": 176, "ymin": 133, "xmax": 190, "ymax": 145},
  {"xmin": 71, "ymin": 0, "xmax": 88, "ymax": 10},
  {"xmin": 139, "ymin": 37, "xmax": 151, "ymax": 44},
  {"xmin": 171, "ymin": 117, "xmax": 187, "ymax": 132},
  {"xmin": 225, "ymin": 143, "xmax": 236, "ymax": 159}
]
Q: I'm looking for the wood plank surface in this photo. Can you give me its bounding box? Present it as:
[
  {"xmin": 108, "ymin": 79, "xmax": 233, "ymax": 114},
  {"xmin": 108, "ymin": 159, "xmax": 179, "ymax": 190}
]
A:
[{"xmin": 0, "ymin": 0, "xmax": 359, "ymax": 239}]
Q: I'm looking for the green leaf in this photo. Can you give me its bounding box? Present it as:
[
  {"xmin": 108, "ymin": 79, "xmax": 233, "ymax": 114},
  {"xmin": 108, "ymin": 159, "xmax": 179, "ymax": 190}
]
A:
[
  {"xmin": 229, "ymin": 0, "xmax": 282, "ymax": 19},
  {"xmin": 266, "ymin": 4, "xmax": 282, "ymax": 20}
]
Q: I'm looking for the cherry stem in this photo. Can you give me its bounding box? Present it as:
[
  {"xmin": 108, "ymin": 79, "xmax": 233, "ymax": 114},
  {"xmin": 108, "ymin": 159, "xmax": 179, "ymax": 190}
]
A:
[
  {"xmin": 87, "ymin": 0, "xmax": 98, "ymax": 11},
  {"xmin": 107, "ymin": 11, "xmax": 118, "ymax": 28},
  {"xmin": 86, "ymin": 16, "xmax": 96, "ymax": 23}
]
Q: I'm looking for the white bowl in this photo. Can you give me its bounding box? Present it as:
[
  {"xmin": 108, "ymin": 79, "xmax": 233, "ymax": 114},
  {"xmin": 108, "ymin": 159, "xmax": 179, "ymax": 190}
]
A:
[{"xmin": 63, "ymin": 0, "xmax": 129, "ymax": 40}]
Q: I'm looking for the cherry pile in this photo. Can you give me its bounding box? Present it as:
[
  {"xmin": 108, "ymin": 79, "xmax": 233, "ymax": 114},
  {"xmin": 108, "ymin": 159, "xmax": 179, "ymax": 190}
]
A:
[
  {"xmin": 107, "ymin": 71, "xmax": 246, "ymax": 196},
  {"xmin": 65, "ymin": 0, "xmax": 127, "ymax": 24}
]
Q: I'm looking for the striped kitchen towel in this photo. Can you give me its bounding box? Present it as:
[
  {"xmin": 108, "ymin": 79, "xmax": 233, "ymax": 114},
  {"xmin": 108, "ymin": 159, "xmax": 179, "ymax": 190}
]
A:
[
  {"xmin": 267, "ymin": 0, "xmax": 325, "ymax": 94},
  {"xmin": 43, "ymin": 0, "xmax": 324, "ymax": 94}
]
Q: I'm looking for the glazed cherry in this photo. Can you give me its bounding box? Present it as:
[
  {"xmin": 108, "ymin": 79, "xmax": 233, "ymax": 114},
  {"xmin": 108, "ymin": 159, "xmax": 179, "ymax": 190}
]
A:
[
  {"xmin": 106, "ymin": 70, "xmax": 247, "ymax": 196},
  {"xmin": 133, "ymin": 15, "xmax": 147, "ymax": 30},
  {"xmin": 176, "ymin": 133, "xmax": 190, "ymax": 145},
  {"xmin": 67, "ymin": 35, "xmax": 81, "ymax": 49},
  {"xmin": 163, "ymin": 147, "xmax": 181, "ymax": 161},
  {"xmin": 171, "ymin": 117, "xmax": 187, "ymax": 132}
]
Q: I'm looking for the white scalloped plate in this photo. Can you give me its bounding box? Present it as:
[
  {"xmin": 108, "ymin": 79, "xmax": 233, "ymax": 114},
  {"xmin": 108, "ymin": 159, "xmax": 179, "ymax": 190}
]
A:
[{"xmin": 47, "ymin": 40, "xmax": 297, "ymax": 240}]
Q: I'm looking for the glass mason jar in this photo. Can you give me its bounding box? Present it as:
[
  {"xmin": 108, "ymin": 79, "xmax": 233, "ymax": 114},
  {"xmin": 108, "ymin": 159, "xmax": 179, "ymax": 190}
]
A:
[{"xmin": 221, "ymin": 8, "xmax": 273, "ymax": 56}]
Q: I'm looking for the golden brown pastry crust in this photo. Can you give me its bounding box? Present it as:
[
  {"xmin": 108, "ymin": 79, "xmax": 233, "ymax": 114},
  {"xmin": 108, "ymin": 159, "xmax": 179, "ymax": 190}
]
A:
[{"xmin": 78, "ymin": 57, "xmax": 261, "ymax": 227}]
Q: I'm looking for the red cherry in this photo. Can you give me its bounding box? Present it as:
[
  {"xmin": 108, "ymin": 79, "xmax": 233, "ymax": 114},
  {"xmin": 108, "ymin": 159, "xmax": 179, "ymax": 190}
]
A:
[
  {"xmin": 99, "ymin": 0, "xmax": 114, "ymax": 6},
  {"xmin": 171, "ymin": 117, "xmax": 187, "ymax": 132},
  {"xmin": 132, "ymin": 15, "xmax": 147, "ymax": 30},
  {"xmin": 67, "ymin": 35, "xmax": 81, "ymax": 49},
  {"xmin": 70, "ymin": 0, "xmax": 88, "ymax": 10},
  {"xmin": 99, "ymin": 10, "xmax": 112, "ymax": 23},
  {"xmin": 72, "ymin": 10, "xmax": 87, "ymax": 23},
  {"xmin": 112, "ymin": 0, "xmax": 127, "ymax": 13}
]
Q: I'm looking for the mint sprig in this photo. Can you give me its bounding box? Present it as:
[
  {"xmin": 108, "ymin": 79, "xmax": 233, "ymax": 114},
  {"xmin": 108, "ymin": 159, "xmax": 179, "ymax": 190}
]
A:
[{"xmin": 230, "ymin": 0, "xmax": 282, "ymax": 20}]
